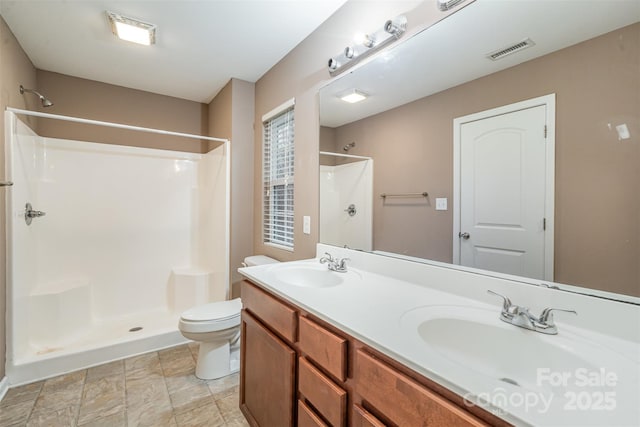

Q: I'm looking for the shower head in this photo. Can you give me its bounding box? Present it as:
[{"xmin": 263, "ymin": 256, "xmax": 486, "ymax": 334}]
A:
[{"xmin": 19, "ymin": 85, "xmax": 54, "ymax": 107}]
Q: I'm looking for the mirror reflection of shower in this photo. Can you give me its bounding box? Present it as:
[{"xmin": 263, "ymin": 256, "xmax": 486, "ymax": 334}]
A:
[
  {"xmin": 319, "ymin": 151, "xmax": 373, "ymax": 251},
  {"xmin": 343, "ymin": 141, "xmax": 355, "ymax": 152},
  {"xmin": 19, "ymin": 85, "xmax": 54, "ymax": 107}
]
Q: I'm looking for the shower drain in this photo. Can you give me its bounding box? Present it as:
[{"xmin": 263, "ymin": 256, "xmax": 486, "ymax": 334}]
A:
[{"xmin": 129, "ymin": 326, "xmax": 143, "ymax": 332}]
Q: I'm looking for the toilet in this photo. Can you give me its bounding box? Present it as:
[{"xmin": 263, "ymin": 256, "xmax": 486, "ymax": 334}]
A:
[{"xmin": 178, "ymin": 255, "xmax": 279, "ymax": 380}]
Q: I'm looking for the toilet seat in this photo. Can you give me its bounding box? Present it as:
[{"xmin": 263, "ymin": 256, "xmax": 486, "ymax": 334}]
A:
[{"xmin": 179, "ymin": 298, "xmax": 242, "ymax": 333}]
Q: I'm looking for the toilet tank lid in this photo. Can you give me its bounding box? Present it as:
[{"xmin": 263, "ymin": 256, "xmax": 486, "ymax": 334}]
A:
[
  {"xmin": 244, "ymin": 255, "xmax": 279, "ymax": 267},
  {"xmin": 181, "ymin": 298, "xmax": 242, "ymax": 322}
]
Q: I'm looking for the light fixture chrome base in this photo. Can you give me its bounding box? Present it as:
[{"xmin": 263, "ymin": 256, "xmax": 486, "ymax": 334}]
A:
[
  {"xmin": 437, "ymin": 0, "xmax": 469, "ymax": 11},
  {"xmin": 328, "ymin": 15, "xmax": 407, "ymax": 77}
]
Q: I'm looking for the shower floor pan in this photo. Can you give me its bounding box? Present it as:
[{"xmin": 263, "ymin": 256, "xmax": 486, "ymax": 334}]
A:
[{"xmin": 8, "ymin": 309, "xmax": 188, "ymax": 386}]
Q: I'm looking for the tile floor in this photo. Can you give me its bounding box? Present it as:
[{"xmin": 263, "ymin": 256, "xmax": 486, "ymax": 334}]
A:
[{"xmin": 0, "ymin": 343, "xmax": 249, "ymax": 427}]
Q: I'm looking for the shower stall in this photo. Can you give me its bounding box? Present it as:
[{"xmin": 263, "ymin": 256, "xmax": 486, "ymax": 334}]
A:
[
  {"xmin": 319, "ymin": 152, "xmax": 373, "ymax": 251},
  {"xmin": 4, "ymin": 110, "xmax": 230, "ymax": 385}
]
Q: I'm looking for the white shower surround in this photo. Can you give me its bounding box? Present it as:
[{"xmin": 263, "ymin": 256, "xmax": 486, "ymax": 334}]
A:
[
  {"xmin": 320, "ymin": 159, "xmax": 373, "ymax": 251},
  {"xmin": 4, "ymin": 112, "xmax": 230, "ymax": 385}
]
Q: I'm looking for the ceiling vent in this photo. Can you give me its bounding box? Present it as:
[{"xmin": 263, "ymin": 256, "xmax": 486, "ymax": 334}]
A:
[{"xmin": 487, "ymin": 38, "xmax": 536, "ymax": 61}]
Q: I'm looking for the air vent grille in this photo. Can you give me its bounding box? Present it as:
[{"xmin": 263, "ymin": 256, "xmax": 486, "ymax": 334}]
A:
[{"xmin": 487, "ymin": 38, "xmax": 536, "ymax": 61}]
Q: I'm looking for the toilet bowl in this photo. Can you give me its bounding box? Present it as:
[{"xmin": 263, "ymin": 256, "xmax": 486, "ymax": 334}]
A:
[
  {"xmin": 178, "ymin": 255, "xmax": 279, "ymax": 380},
  {"xmin": 179, "ymin": 298, "xmax": 242, "ymax": 380}
]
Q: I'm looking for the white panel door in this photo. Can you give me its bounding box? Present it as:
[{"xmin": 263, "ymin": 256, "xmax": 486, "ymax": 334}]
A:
[{"xmin": 459, "ymin": 105, "xmax": 547, "ymax": 279}]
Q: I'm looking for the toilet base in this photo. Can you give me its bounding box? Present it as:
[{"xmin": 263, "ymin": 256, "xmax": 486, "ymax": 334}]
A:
[{"xmin": 195, "ymin": 342, "xmax": 240, "ymax": 380}]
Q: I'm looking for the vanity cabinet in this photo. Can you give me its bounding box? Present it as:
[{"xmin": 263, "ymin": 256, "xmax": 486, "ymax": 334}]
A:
[
  {"xmin": 354, "ymin": 350, "xmax": 487, "ymax": 426},
  {"xmin": 352, "ymin": 405, "xmax": 385, "ymax": 427},
  {"xmin": 299, "ymin": 356, "xmax": 347, "ymax": 426},
  {"xmin": 298, "ymin": 399, "xmax": 330, "ymax": 427},
  {"xmin": 298, "ymin": 315, "xmax": 347, "ymax": 382},
  {"xmin": 240, "ymin": 281, "xmax": 297, "ymax": 427},
  {"xmin": 240, "ymin": 280, "xmax": 508, "ymax": 427},
  {"xmin": 240, "ymin": 311, "xmax": 295, "ymax": 427}
]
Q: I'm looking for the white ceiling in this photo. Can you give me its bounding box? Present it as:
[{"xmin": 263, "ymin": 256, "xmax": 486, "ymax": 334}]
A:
[
  {"xmin": 0, "ymin": 0, "xmax": 349, "ymax": 103},
  {"xmin": 320, "ymin": 0, "xmax": 640, "ymax": 127}
]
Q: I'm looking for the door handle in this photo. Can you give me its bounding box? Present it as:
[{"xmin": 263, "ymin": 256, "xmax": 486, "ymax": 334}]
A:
[{"xmin": 458, "ymin": 232, "xmax": 470, "ymax": 240}]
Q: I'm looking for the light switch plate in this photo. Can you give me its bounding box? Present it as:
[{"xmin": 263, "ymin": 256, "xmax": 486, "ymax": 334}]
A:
[
  {"xmin": 435, "ymin": 198, "xmax": 447, "ymax": 211},
  {"xmin": 303, "ymin": 216, "xmax": 311, "ymax": 234},
  {"xmin": 616, "ymin": 123, "xmax": 630, "ymax": 140}
]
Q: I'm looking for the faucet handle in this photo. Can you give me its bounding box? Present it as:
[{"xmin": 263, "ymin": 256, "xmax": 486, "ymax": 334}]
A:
[
  {"xmin": 487, "ymin": 290, "xmax": 513, "ymax": 312},
  {"xmin": 338, "ymin": 257, "xmax": 350, "ymax": 269},
  {"xmin": 320, "ymin": 252, "xmax": 334, "ymax": 264},
  {"xmin": 538, "ymin": 308, "xmax": 577, "ymax": 324}
]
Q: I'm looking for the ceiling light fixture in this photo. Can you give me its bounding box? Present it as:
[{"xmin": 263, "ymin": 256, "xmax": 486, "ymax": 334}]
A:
[
  {"xmin": 340, "ymin": 89, "xmax": 368, "ymax": 104},
  {"xmin": 106, "ymin": 11, "xmax": 156, "ymax": 46},
  {"xmin": 328, "ymin": 15, "xmax": 407, "ymax": 77}
]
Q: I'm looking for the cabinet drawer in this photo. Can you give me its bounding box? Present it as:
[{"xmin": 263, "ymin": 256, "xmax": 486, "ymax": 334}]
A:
[
  {"xmin": 241, "ymin": 280, "xmax": 297, "ymax": 343},
  {"xmin": 355, "ymin": 350, "xmax": 488, "ymax": 427},
  {"xmin": 353, "ymin": 404, "xmax": 386, "ymax": 427},
  {"xmin": 298, "ymin": 399, "xmax": 329, "ymax": 427},
  {"xmin": 299, "ymin": 316, "xmax": 347, "ymax": 381},
  {"xmin": 298, "ymin": 357, "xmax": 347, "ymax": 427}
]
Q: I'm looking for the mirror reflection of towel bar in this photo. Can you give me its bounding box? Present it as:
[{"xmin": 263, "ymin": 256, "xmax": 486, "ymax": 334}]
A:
[
  {"xmin": 380, "ymin": 192, "xmax": 428, "ymax": 198},
  {"xmin": 0, "ymin": 182, "xmax": 13, "ymax": 187}
]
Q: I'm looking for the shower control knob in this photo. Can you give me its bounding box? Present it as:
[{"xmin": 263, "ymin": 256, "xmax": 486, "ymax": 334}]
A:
[
  {"xmin": 459, "ymin": 232, "xmax": 470, "ymax": 240},
  {"xmin": 344, "ymin": 204, "xmax": 357, "ymax": 217},
  {"xmin": 25, "ymin": 202, "xmax": 46, "ymax": 226}
]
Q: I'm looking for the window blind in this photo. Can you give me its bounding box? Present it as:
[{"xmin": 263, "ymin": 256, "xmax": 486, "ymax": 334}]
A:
[{"xmin": 263, "ymin": 104, "xmax": 294, "ymax": 250}]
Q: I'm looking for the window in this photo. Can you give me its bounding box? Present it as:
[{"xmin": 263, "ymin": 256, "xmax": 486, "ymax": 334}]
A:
[{"xmin": 263, "ymin": 99, "xmax": 295, "ymax": 250}]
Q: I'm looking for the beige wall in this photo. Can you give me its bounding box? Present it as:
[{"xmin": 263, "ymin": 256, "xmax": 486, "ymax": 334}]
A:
[
  {"xmin": 208, "ymin": 80, "xmax": 232, "ymax": 147},
  {"xmin": 37, "ymin": 71, "xmax": 208, "ymax": 153},
  {"xmin": 209, "ymin": 79, "xmax": 256, "ymax": 297},
  {"xmin": 319, "ymin": 126, "xmax": 336, "ymax": 166},
  {"xmin": 326, "ymin": 23, "xmax": 639, "ymax": 296},
  {"xmin": 0, "ymin": 16, "xmax": 38, "ymax": 379},
  {"xmin": 252, "ymin": 1, "xmax": 458, "ymax": 262},
  {"xmin": 229, "ymin": 79, "xmax": 255, "ymax": 292}
]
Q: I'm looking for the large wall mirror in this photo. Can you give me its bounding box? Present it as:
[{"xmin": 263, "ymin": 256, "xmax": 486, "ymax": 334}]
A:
[{"xmin": 319, "ymin": 0, "xmax": 639, "ymax": 301}]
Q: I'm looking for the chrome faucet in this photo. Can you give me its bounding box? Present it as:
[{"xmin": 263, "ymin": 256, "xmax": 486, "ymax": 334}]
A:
[
  {"xmin": 319, "ymin": 252, "xmax": 349, "ymax": 273},
  {"xmin": 487, "ymin": 290, "xmax": 577, "ymax": 335}
]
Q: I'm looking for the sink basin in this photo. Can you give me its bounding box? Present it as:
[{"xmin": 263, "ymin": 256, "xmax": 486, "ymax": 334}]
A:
[
  {"xmin": 271, "ymin": 263, "xmax": 358, "ymax": 288},
  {"xmin": 400, "ymin": 305, "xmax": 634, "ymax": 393}
]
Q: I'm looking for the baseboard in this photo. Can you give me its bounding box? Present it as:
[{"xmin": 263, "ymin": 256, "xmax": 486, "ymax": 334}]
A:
[{"xmin": 0, "ymin": 376, "xmax": 9, "ymax": 402}]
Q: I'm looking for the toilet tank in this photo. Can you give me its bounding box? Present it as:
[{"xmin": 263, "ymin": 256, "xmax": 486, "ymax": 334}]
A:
[{"xmin": 243, "ymin": 255, "xmax": 279, "ymax": 267}]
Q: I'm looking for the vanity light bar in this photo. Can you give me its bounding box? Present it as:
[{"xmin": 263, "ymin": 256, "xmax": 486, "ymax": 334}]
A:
[
  {"xmin": 437, "ymin": 0, "xmax": 468, "ymax": 11},
  {"xmin": 328, "ymin": 15, "xmax": 407, "ymax": 77}
]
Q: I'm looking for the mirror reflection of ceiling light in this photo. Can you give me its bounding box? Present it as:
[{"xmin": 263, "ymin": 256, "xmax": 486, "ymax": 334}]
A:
[
  {"xmin": 340, "ymin": 89, "xmax": 368, "ymax": 104},
  {"xmin": 106, "ymin": 11, "xmax": 156, "ymax": 46}
]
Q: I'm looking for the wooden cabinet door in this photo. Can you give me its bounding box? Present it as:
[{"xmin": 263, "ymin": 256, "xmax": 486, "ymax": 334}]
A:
[{"xmin": 240, "ymin": 310, "xmax": 296, "ymax": 427}]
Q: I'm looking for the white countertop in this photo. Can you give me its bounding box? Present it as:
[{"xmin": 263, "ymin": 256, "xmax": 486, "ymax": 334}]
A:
[{"xmin": 238, "ymin": 245, "xmax": 640, "ymax": 427}]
